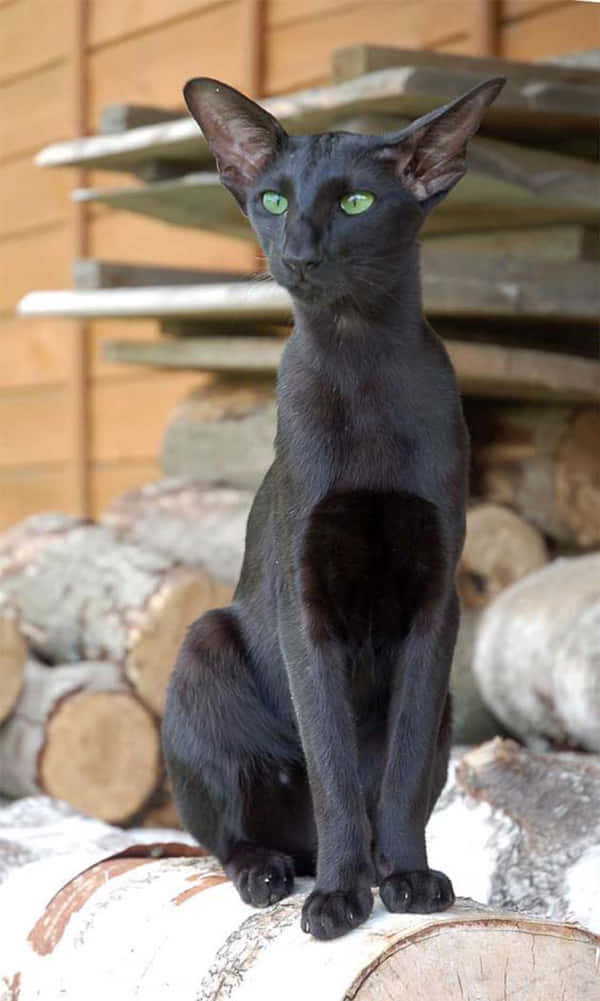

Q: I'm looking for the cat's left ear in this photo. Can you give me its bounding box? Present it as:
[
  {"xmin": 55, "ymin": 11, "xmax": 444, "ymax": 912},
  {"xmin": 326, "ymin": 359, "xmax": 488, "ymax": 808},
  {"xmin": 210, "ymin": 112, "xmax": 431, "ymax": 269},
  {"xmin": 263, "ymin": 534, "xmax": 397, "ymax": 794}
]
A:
[
  {"xmin": 184, "ymin": 77, "xmax": 287, "ymax": 210},
  {"xmin": 375, "ymin": 77, "xmax": 505, "ymax": 209}
]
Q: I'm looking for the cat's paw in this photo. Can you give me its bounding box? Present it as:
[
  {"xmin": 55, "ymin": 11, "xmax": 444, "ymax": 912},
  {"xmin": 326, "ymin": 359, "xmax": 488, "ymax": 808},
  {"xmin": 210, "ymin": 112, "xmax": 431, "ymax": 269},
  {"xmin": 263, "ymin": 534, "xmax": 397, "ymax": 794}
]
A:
[
  {"xmin": 231, "ymin": 848, "xmax": 295, "ymax": 908},
  {"xmin": 380, "ymin": 869, "xmax": 455, "ymax": 914},
  {"xmin": 300, "ymin": 886, "xmax": 373, "ymax": 940}
]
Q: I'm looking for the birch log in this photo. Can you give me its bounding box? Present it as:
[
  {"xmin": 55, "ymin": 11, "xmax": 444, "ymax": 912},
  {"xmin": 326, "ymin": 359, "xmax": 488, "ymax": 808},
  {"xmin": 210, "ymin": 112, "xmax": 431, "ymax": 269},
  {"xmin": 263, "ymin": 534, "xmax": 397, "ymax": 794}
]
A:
[
  {"xmin": 450, "ymin": 504, "xmax": 548, "ymax": 744},
  {"xmin": 427, "ymin": 739, "xmax": 600, "ymax": 934},
  {"xmin": 467, "ymin": 403, "xmax": 600, "ymax": 547},
  {"xmin": 1, "ymin": 854, "xmax": 597, "ymax": 1001},
  {"xmin": 0, "ymin": 514, "xmax": 84, "ymax": 721},
  {"xmin": 102, "ymin": 477, "xmax": 251, "ymax": 588},
  {"xmin": 473, "ymin": 553, "xmax": 600, "ymax": 750},
  {"xmin": 0, "ymin": 660, "xmax": 161, "ymax": 823},
  {"xmin": 15, "ymin": 524, "xmax": 220, "ymax": 715}
]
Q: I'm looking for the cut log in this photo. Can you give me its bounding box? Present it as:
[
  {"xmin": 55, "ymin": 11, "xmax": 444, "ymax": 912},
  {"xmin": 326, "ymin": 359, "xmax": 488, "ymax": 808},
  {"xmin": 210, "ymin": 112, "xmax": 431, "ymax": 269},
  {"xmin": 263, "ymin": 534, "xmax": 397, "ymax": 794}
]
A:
[
  {"xmin": 473, "ymin": 554, "xmax": 600, "ymax": 750},
  {"xmin": 467, "ymin": 403, "xmax": 600, "ymax": 547},
  {"xmin": 451, "ymin": 504, "xmax": 547, "ymax": 744},
  {"xmin": 101, "ymin": 477, "xmax": 251, "ymax": 587},
  {"xmin": 159, "ymin": 380, "xmax": 277, "ymax": 488},
  {"xmin": 428, "ymin": 738, "xmax": 600, "ymax": 933},
  {"xmin": 15, "ymin": 523, "xmax": 222, "ymax": 715},
  {"xmin": 1, "ymin": 850, "xmax": 597, "ymax": 1001},
  {"xmin": 457, "ymin": 502, "xmax": 548, "ymax": 611},
  {"xmin": 0, "ymin": 660, "xmax": 161, "ymax": 823},
  {"xmin": 0, "ymin": 514, "xmax": 84, "ymax": 724}
]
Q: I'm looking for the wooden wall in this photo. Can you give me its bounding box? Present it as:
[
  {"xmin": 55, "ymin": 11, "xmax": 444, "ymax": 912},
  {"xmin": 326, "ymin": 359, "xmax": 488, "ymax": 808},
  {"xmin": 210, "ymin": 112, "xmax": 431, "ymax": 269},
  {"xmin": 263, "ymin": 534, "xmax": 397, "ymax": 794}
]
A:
[{"xmin": 0, "ymin": 0, "xmax": 596, "ymax": 528}]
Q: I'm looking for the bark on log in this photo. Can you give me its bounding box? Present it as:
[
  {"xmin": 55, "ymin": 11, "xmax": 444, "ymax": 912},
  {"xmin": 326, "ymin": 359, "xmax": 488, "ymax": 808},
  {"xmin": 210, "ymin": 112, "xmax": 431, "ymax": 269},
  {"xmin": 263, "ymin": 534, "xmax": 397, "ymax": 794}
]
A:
[
  {"xmin": 0, "ymin": 660, "xmax": 161, "ymax": 823},
  {"xmin": 160, "ymin": 379, "xmax": 277, "ymax": 489},
  {"xmin": 0, "ymin": 515, "xmax": 84, "ymax": 724},
  {"xmin": 428, "ymin": 739, "xmax": 600, "ymax": 935},
  {"xmin": 473, "ymin": 554, "xmax": 600, "ymax": 750},
  {"xmin": 1, "ymin": 853, "xmax": 597, "ymax": 1001},
  {"xmin": 16, "ymin": 523, "xmax": 220, "ymax": 715},
  {"xmin": 102, "ymin": 477, "xmax": 251, "ymax": 587},
  {"xmin": 467, "ymin": 403, "xmax": 600, "ymax": 547},
  {"xmin": 451, "ymin": 504, "xmax": 548, "ymax": 744}
]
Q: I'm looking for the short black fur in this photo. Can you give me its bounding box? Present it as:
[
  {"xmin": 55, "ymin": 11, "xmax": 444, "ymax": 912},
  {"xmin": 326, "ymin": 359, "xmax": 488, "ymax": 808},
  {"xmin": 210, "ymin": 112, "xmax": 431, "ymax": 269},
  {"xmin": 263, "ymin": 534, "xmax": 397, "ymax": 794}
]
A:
[{"xmin": 163, "ymin": 73, "xmax": 505, "ymax": 939}]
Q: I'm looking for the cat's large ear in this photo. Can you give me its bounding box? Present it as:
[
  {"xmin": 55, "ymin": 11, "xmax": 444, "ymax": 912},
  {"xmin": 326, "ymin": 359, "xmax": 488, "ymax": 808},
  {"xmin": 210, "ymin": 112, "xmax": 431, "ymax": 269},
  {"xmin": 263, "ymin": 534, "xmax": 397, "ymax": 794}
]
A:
[
  {"xmin": 184, "ymin": 78, "xmax": 287, "ymax": 210},
  {"xmin": 375, "ymin": 77, "xmax": 505, "ymax": 209}
]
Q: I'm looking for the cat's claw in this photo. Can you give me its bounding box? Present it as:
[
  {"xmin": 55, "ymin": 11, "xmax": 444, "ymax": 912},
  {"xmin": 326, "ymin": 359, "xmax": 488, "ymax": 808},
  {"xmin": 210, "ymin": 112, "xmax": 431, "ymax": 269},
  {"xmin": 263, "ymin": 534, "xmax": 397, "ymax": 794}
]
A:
[
  {"xmin": 301, "ymin": 886, "xmax": 373, "ymax": 939},
  {"xmin": 380, "ymin": 869, "xmax": 455, "ymax": 914}
]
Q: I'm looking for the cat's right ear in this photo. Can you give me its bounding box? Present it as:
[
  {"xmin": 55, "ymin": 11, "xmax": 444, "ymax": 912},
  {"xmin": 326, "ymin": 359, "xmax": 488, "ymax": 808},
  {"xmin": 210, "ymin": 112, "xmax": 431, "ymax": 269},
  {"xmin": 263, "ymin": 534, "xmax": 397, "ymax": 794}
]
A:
[{"xmin": 184, "ymin": 78, "xmax": 287, "ymax": 210}]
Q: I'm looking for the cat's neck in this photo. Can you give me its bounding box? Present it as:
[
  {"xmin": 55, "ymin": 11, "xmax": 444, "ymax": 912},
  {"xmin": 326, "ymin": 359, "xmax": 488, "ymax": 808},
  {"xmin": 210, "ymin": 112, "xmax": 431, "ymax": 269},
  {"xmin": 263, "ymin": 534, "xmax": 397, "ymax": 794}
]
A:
[{"xmin": 288, "ymin": 244, "xmax": 425, "ymax": 374}]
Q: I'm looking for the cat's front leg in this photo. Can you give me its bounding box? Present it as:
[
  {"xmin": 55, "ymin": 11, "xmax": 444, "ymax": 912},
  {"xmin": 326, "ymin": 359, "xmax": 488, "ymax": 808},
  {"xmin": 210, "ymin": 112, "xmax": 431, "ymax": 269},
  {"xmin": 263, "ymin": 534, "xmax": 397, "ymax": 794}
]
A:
[
  {"xmin": 278, "ymin": 610, "xmax": 374, "ymax": 939},
  {"xmin": 375, "ymin": 588, "xmax": 459, "ymax": 914}
]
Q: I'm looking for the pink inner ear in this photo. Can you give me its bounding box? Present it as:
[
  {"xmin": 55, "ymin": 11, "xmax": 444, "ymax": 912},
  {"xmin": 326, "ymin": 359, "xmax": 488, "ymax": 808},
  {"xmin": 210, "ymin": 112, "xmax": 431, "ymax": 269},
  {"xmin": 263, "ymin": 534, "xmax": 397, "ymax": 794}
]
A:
[{"xmin": 204, "ymin": 109, "xmax": 279, "ymax": 189}]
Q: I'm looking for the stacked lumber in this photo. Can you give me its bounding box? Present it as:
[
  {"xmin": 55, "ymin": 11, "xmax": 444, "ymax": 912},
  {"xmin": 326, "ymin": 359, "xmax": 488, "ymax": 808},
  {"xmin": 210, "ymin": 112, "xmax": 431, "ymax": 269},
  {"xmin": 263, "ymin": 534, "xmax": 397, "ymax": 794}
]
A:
[{"xmin": 16, "ymin": 45, "xmax": 600, "ymax": 404}]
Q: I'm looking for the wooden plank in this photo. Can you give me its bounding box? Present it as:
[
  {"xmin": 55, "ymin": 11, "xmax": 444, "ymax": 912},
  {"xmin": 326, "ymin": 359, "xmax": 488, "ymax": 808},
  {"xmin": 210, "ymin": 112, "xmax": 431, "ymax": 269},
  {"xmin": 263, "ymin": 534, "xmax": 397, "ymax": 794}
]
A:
[
  {"xmin": 471, "ymin": 0, "xmax": 501, "ymax": 56},
  {"xmin": 1, "ymin": 62, "xmax": 69, "ymax": 161},
  {"xmin": 74, "ymin": 259, "xmax": 253, "ymax": 290},
  {"xmin": 36, "ymin": 56, "xmax": 600, "ymax": 173},
  {"xmin": 0, "ymin": 386, "xmax": 69, "ymax": 466},
  {"xmin": 90, "ymin": 373, "xmax": 209, "ymax": 462},
  {"xmin": 89, "ymin": 460, "xmax": 162, "ymax": 518},
  {"xmin": 74, "ymin": 136, "xmax": 600, "ymax": 237},
  {"xmin": 0, "ymin": 317, "xmax": 71, "ymax": 388},
  {"xmin": 88, "ymin": 0, "xmax": 222, "ymax": 49},
  {"xmin": 19, "ymin": 254, "xmax": 600, "ymax": 323},
  {"xmin": 423, "ymin": 225, "xmax": 600, "ymax": 261},
  {"xmin": 101, "ymin": 335, "xmax": 600, "ymax": 404},
  {"xmin": 0, "ymin": 223, "xmax": 71, "ymax": 313},
  {"xmin": 501, "ymin": 2, "xmax": 600, "ymax": 62},
  {"xmin": 265, "ymin": 2, "xmax": 475, "ymax": 94},
  {"xmin": 103, "ymin": 336, "xmax": 285, "ymax": 373},
  {"xmin": 0, "ymin": 154, "xmax": 71, "ymax": 239},
  {"xmin": 88, "ymin": 319, "xmax": 161, "ymax": 379},
  {"xmin": 88, "ymin": 2, "xmax": 246, "ymax": 132},
  {"xmin": 0, "ymin": 0, "xmax": 69, "ymax": 84},
  {"xmin": 99, "ymin": 104, "xmax": 184, "ymax": 135},
  {"xmin": 0, "ymin": 465, "xmax": 72, "ymax": 530},
  {"xmin": 88, "ymin": 210, "xmax": 256, "ymax": 273}
]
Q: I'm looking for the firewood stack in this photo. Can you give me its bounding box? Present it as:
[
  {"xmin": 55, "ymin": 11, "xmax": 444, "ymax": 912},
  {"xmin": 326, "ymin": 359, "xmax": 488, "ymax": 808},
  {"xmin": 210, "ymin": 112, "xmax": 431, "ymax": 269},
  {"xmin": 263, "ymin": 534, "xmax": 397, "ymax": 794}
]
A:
[{"xmin": 0, "ymin": 483, "xmax": 251, "ymax": 825}]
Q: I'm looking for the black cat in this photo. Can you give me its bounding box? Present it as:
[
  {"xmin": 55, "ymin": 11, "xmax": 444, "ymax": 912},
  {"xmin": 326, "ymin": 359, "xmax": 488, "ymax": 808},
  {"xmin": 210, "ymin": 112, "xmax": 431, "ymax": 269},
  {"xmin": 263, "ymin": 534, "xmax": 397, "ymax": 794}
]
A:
[{"xmin": 162, "ymin": 73, "xmax": 505, "ymax": 940}]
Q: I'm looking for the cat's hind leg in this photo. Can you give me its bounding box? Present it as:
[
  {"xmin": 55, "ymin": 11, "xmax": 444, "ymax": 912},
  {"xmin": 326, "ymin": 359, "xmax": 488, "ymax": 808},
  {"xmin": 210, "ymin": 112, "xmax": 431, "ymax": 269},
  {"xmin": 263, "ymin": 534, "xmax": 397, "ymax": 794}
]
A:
[{"xmin": 162, "ymin": 608, "xmax": 315, "ymax": 908}]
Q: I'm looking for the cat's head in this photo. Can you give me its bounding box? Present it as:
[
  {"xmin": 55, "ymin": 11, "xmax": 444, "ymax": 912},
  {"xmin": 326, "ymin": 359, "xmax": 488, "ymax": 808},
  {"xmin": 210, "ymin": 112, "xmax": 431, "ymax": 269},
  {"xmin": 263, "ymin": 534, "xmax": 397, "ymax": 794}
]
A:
[{"xmin": 184, "ymin": 75, "xmax": 504, "ymax": 308}]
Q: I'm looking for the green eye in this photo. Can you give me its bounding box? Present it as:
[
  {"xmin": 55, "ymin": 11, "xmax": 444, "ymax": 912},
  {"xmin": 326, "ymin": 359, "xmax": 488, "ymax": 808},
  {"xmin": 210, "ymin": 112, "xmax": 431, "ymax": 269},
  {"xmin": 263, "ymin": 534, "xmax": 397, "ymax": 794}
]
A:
[
  {"xmin": 262, "ymin": 191, "xmax": 288, "ymax": 215},
  {"xmin": 340, "ymin": 191, "xmax": 375, "ymax": 215}
]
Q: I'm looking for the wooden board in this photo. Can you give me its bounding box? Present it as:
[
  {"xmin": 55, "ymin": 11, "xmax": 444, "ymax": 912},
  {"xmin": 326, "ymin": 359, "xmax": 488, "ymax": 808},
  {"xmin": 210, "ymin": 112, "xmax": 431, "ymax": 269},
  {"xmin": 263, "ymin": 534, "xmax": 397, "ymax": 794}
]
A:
[
  {"xmin": 101, "ymin": 336, "xmax": 600, "ymax": 404},
  {"xmin": 264, "ymin": 1, "xmax": 475, "ymax": 94},
  {"xmin": 36, "ymin": 56, "xmax": 600, "ymax": 173},
  {"xmin": 1, "ymin": 62, "xmax": 69, "ymax": 161},
  {"xmin": 88, "ymin": 0, "xmax": 221, "ymax": 50},
  {"xmin": 0, "ymin": 386, "xmax": 69, "ymax": 467},
  {"xmin": 0, "ymin": 0, "xmax": 69, "ymax": 84},
  {"xmin": 19, "ymin": 255, "xmax": 600, "ymax": 324},
  {"xmin": 99, "ymin": 104, "xmax": 184, "ymax": 135},
  {"xmin": 74, "ymin": 135, "xmax": 600, "ymax": 237},
  {"xmin": 74, "ymin": 259, "xmax": 252, "ymax": 290},
  {"xmin": 0, "ymin": 155, "xmax": 71, "ymax": 239},
  {"xmin": 0, "ymin": 464, "xmax": 72, "ymax": 530},
  {"xmin": 87, "ymin": 2, "xmax": 246, "ymax": 132},
  {"xmin": 424, "ymin": 225, "xmax": 600, "ymax": 261},
  {"xmin": 0, "ymin": 223, "xmax": 71, "ymax": 313},
  {"xmin": 89, "ymin": 460, "xmax": 162, "ymax": 518},
  {"xmin": 501, "ymin": 2, "xmax": 600, "ymax": 62},
  {"xmin": 89, "ymin": 373, "xmax": 209, "ymax": 462},
  {"xmin": 0, "ymin": 317, "xmax": 71, "ymax": 389}
]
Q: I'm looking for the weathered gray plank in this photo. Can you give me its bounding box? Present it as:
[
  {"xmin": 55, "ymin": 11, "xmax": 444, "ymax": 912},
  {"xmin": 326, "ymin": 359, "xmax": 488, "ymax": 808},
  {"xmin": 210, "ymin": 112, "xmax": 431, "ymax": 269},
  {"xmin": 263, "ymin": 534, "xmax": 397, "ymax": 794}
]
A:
[
  {"xmin": 19, "ymin": 255, "xmax": 600, "ymax": 324},
  {"xmin": 99, "ymin": 104, "xmax": 184, "ymax": 135},
  {"xmin": 424, "ymin": 226, "xmax": 600, "ymax": 261},
  {"xmin": 73, "ymin": 137, "xmax": 600, "ymax": 237},
  {"xmin": 73, "ymin": 258, "xmax": 252, "ymax": 290},
  {"xmin": 101, "ymin": 336, "xmax": 600, "ymax": 404},
  {"xmin": 36, "ymin": 58, "xmax": 600, "ymax": 174}
]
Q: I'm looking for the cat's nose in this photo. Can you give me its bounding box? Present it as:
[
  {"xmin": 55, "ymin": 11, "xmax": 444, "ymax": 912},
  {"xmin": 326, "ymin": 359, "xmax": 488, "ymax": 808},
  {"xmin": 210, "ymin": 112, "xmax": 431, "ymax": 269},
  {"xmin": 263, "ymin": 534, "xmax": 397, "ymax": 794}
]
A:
[{"xmin": 282, "ymin": 254, "xmax": 321, "ymax": 278}]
